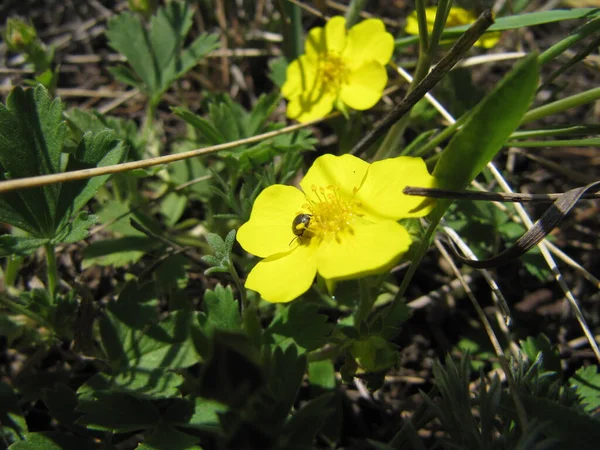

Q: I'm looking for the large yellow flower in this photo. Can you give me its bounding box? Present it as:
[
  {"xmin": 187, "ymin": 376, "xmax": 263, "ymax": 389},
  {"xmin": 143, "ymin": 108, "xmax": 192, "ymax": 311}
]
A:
[
  {"xmin": 405, "ymin": 7, "xmax": 501, "ymax": 49},
  {"xmin": 237, "ymin": 154, "xmax": 437, "ymax": 303},
  {"xmin": 282, "ymin": 16, "xmax": 394, "ymax": 123}
]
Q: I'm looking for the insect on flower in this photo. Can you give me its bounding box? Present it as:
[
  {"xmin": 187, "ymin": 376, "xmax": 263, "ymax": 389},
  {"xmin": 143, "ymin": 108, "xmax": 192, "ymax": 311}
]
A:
[
  {"xmin": 290, "ymin": 213, "xmax": 312, "ymax": 246},
  {"xmin": 237, "ymin": 154, "xmax": 438, "ymax": 303}
]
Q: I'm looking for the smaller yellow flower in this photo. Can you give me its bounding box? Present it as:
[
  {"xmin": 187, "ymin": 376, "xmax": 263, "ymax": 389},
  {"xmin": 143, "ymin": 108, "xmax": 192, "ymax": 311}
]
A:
[
  {"xmin": 237, "ymin": 154, "xmax": 437, "ymax": 303},
  {"xmin": 282, "ymin": 16, "xmax": 394, "ymax": 123},
  {"xmin": 405, "ymin": 7, "xmax": 501, "ymax": 49}
]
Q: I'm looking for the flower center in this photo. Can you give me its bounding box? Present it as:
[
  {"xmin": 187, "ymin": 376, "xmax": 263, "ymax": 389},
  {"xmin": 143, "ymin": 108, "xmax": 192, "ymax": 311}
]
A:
[
  {"xmin": 319, "ymin": 53, "xmax": 347, "ymax": 93},
  {"xmin": 299, "ymin": 184, "xmax": 361, "ymax": 241}
]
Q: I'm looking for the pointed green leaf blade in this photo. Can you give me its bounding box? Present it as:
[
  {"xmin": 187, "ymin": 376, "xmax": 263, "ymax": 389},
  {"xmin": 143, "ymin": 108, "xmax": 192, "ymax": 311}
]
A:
[
  {"xmin": 106, "ymin": 12, "xmax": 156, "ymax": 92},
  {"xmin": 433, "ymin": 54, "xmax": 539, "ymax": 190}
]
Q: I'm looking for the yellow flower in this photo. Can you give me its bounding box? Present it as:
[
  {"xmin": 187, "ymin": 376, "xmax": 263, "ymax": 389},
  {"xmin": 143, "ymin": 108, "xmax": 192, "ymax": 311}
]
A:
[
  {"xmin": 237, "ymin": 154, "xmax": 437, "ymax": 303},
  {"xmin": 405, "ymin": 7, "xmax": 501, "ymax": 49},
  {"xmin": 282, "ymin": 16, "xmax": 394, "ymax": 123}
]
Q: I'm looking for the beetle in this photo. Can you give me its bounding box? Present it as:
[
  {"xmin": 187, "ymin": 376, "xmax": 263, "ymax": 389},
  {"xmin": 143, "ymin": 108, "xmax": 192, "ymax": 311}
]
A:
[{"xmin": 289, "ymin": 213, "xmax": 312, "ymax": 245}]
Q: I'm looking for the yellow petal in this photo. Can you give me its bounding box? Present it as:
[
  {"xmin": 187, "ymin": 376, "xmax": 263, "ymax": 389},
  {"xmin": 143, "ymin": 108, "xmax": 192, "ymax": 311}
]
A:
[
  {"xmin": 300, "ymin": 154, "xmax": 369, "ymax": 201},
  {"xmin": 286, "ymin": 90, "xmax": 336, "ymax": 123},
  {"xmin": 325, "ymin": 16, "xmax": 347, "ymax": 53},
  {"xmin": 475, "ymin": 32, "xmax": 501, "ymax": 48},
  {"xmin": 339, "ymin": 61, "xmax": 387, "ymax": 110},
  {"xmin": 282, "ymin": 55, "xmax": 318, "ymax": 101},
  {"xmin": 245, "ymin": 239, "xmax": 318, "ymax": 303},
  {"xmin": 343, "ymin": 18, "xmax": 394, "ymax": 68},
  {"xmin": 237, "ymin": 185, "xmax": 306, "ymax": 258},
  {"xmin": 316, "ymin": 220, "xmax": 411, "ymax": 280},
  {"xmin": 305, "ymin": 25, "xmax": 326, "ymax": 59},
  {"xmin": 404, "ymin": 11, "xmax": 420, "ymax": 36},
  {"xmin": 356, "ymin": 156, "xmax": 437, "ymax": 219}
]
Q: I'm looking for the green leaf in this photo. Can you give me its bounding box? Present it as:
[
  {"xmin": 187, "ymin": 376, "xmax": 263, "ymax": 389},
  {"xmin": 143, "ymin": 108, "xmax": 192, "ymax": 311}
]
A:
[
  {"xmin": 0, "ymin": 85, "xmax": 65, "ymax": 236},
  {"xmin": 107, "ymin": 3, "xmax": 219, "ymax": 102},
  {"xmin": 0, "ymin": 235, "xmax": 49, "ymax": 257},
  {"xmin": 106, "ymin": 12, "xmax": 156, "ymax": 91},
  {"xmin": 520, "ymin": 334, "xmax": 562, "ymax": 375},
  {"xmin": 55, "ymin": 130, "xmax": 127, "ymax": 231},
  {"xmin": 202, "ymin": 284, "xmax": 242, "ymax": 333},
  {"xmin": 9, "ymin": 432, "xmax": 99, "ymax": 450},
  {"xmin": 246, "ymin": 92, "xmax": 280, "ymax": 135},
  {"xmin": 139, "ymin": 425, "xmax": 201, "ymax": 450},
  {"xmin": 395, "ymin": 8, "xmax": 600, "ymax": 47},
  {"xmin": 197, "ymin": 331, "xmax": 265, "ymax": 407},
  {"xmin": 181, "ymin": 397, "xmax": 228, "ymax": 432},
  {"xmin": 82, "ymin": 236, "xmax": 157, "ymax": 268},
  {"xmin": 172, "ymin": 106, "xmax": 225, "ymax": 144},
  {"xmin": 308, "ymin": 359, "xmax": 336, "ymax": 391},
  {"xmin": 76, "ymin": 391, "xmax": 160, "ymax": 432},
  {"xmin": 267, "ymin": 345, "xmax": 307, "ymax": 423},
  {"xmin": 570, "ymin": 365, "xmax": 600, "ymax": 414},
  {"xmin": 52, "ymin": 212, "xmax": 98, "ymax": 245},
  {"xmin": 0, "ymin": 381, "xmax": 27, "ymax": 444},
  {"xmin": 500, "ymin": 392, "xmax": 600, "ymax": 449},
  {"xmin": 41, "ymin": 384, "xmax": 80, "ymax": 427},
  {"xmin": 265, "ymin": 302, "xmax": 331, "ymax": 353},
  {"xmin": 165, "ymin": 33, "xmax": 219, "ymax": 90},
  {"xmin": 281, "ymin": 393, "xmax": 335, "ymax": 448},
  {"xmin": 433, "ymin": 54, "xmax": 539, "ymax": 190}
]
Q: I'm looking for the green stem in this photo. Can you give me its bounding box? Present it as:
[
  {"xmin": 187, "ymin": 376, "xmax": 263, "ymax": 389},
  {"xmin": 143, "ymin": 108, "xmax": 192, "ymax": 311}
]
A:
[
  {"xmin": 389, "ymin": 204, "xmax": 447, "ymax": 315},
  {"xmin": 538, "ymin": 16, "xmax": 600, "ymax": 65},
  {"xmin": 229, "ymin": 263, "xmax": 248, "ymax": 313},
  {"xmin": 354, "ymin": 279, "xmax": 375, "ymax": 326},
  {"xmin": 280, "ymin": 0, "xmax": 303, "ymax": 61},
  {"xmin": 345, "ymin": 0, "xmax": 369, "ymax": 28},
  {"xmin": 45, "ymin": 243, "xmax": 58, "ymax": 302},
  {"xmin": 4, "ymin": 256, "xmax": 23, "ymax": 287},
  {"xmin": 0, "ymin": 294, "xmax": 51, "ymax": 328},
  {"xmin": 521, "ymin": 86, "xmax": 600, "ymax": 124}
]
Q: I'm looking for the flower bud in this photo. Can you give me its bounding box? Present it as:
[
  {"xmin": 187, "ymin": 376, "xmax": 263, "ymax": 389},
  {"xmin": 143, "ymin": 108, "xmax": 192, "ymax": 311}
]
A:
[{"xmin": 4, "ymin": 18, "xmax": 37, "ymax": 52}]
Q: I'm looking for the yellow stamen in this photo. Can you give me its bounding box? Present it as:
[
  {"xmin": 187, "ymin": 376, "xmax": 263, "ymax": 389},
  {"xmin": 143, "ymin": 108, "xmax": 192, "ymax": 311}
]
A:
[{"xmin": 304, "ymin": 184, "xmax": 362, "ymax": 240}]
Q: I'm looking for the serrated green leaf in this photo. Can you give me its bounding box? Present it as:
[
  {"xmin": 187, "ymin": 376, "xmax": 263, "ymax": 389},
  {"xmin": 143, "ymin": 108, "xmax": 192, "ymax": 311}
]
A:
[
  {"xmin": 265, "ymin": 302, "xmax": 331, "ymax": 354},
  {"xmin": 171, "ymin": 106, "xmax": 225, "ymax": 144},
  {"xmin": 82, "ymin": 236, "xmax": 157, "ymax": 268},
  {"xmin": 0, "ymin": 85, "xmax": 65, "ymax": 236},
  {"xmin": 41, "ymin": 384, "xmax": 80, "ymax": 427},
  {"xmin": 166, "ymin": 33, "xmax": 219, "ymax": 88},
  {"xmin": 106, "ymin": 12, "xmax": 155, "ymax": 91},
  {"xmin": 281, "ymin": 392, "xmax": 335, "ymax": 448},
  {"xmin": 180, "ymin": 397, "xmax": 227, "ymax": 432},
  {"xmin": 570, "ymin": 365, "xmax": 600, "ymax": 414},
  {"xmin": 246, "ymin": 92, "xmax": 280, "ymax": 135},
  {"xmin": 0, "ymin": 381, "xmax": 27, "ymax": 444},
  {"xmin": 0, "ymin": 235, "xmax": 49, "ymax": 257},
  {"xmin": 107, "ymin": 3, "xmax": 218, "ymax": 103},
  {"xmin": 308, "ymin": 359, "xmax": 336, "ymax": 390},
  {"xmin": 107, "ymin": 65, "xmax": 144, "ymax": 90},
  {"xmin": 520, "ymin": 334, "xmax": 562, "ymax": 375},
  {"xmin": 52, "ymin": 212, "xmax": 98, "ymax": 245},
  {"xmin": 224, "ymin": 229, "xmax": 236, "ymax": 253},
  {"xmin": 55, "ymin": 130, "xmax": 127, "ymax": 231},
  {"xmin": 267, "ymin": 345, "xmax": 307, "ymax": 422},
  {"xmin": 205, "ymin": 233, "xmax": 226, "ymax": 255},
  {"xmin": 149, "ymin": 1, "xmax": 193, "ymax": 78},
  {"xmin": 433, "ymin": 54, "xmax": 539, "ymax": 191},
  {"xmin": 139, "ymin": 425, "xmax": 201, "ymax": 450},
  {"xmin": 76, "ymin": 391, "xmax": 160, "ymax": 432},
  {"xmin": 202, "ymin": 285, "xmax": 241, "ymax": 333},
  {"xmin": 198, "ymin": 331, "xmax": 264, "ymax": 407},
  {"xmin": 500, "ymin": 392, "xmax": 600, "ymax": 449},
  {"xmin": 9, "ymin": 432, "xmax": 99, "ymax": 450}
]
